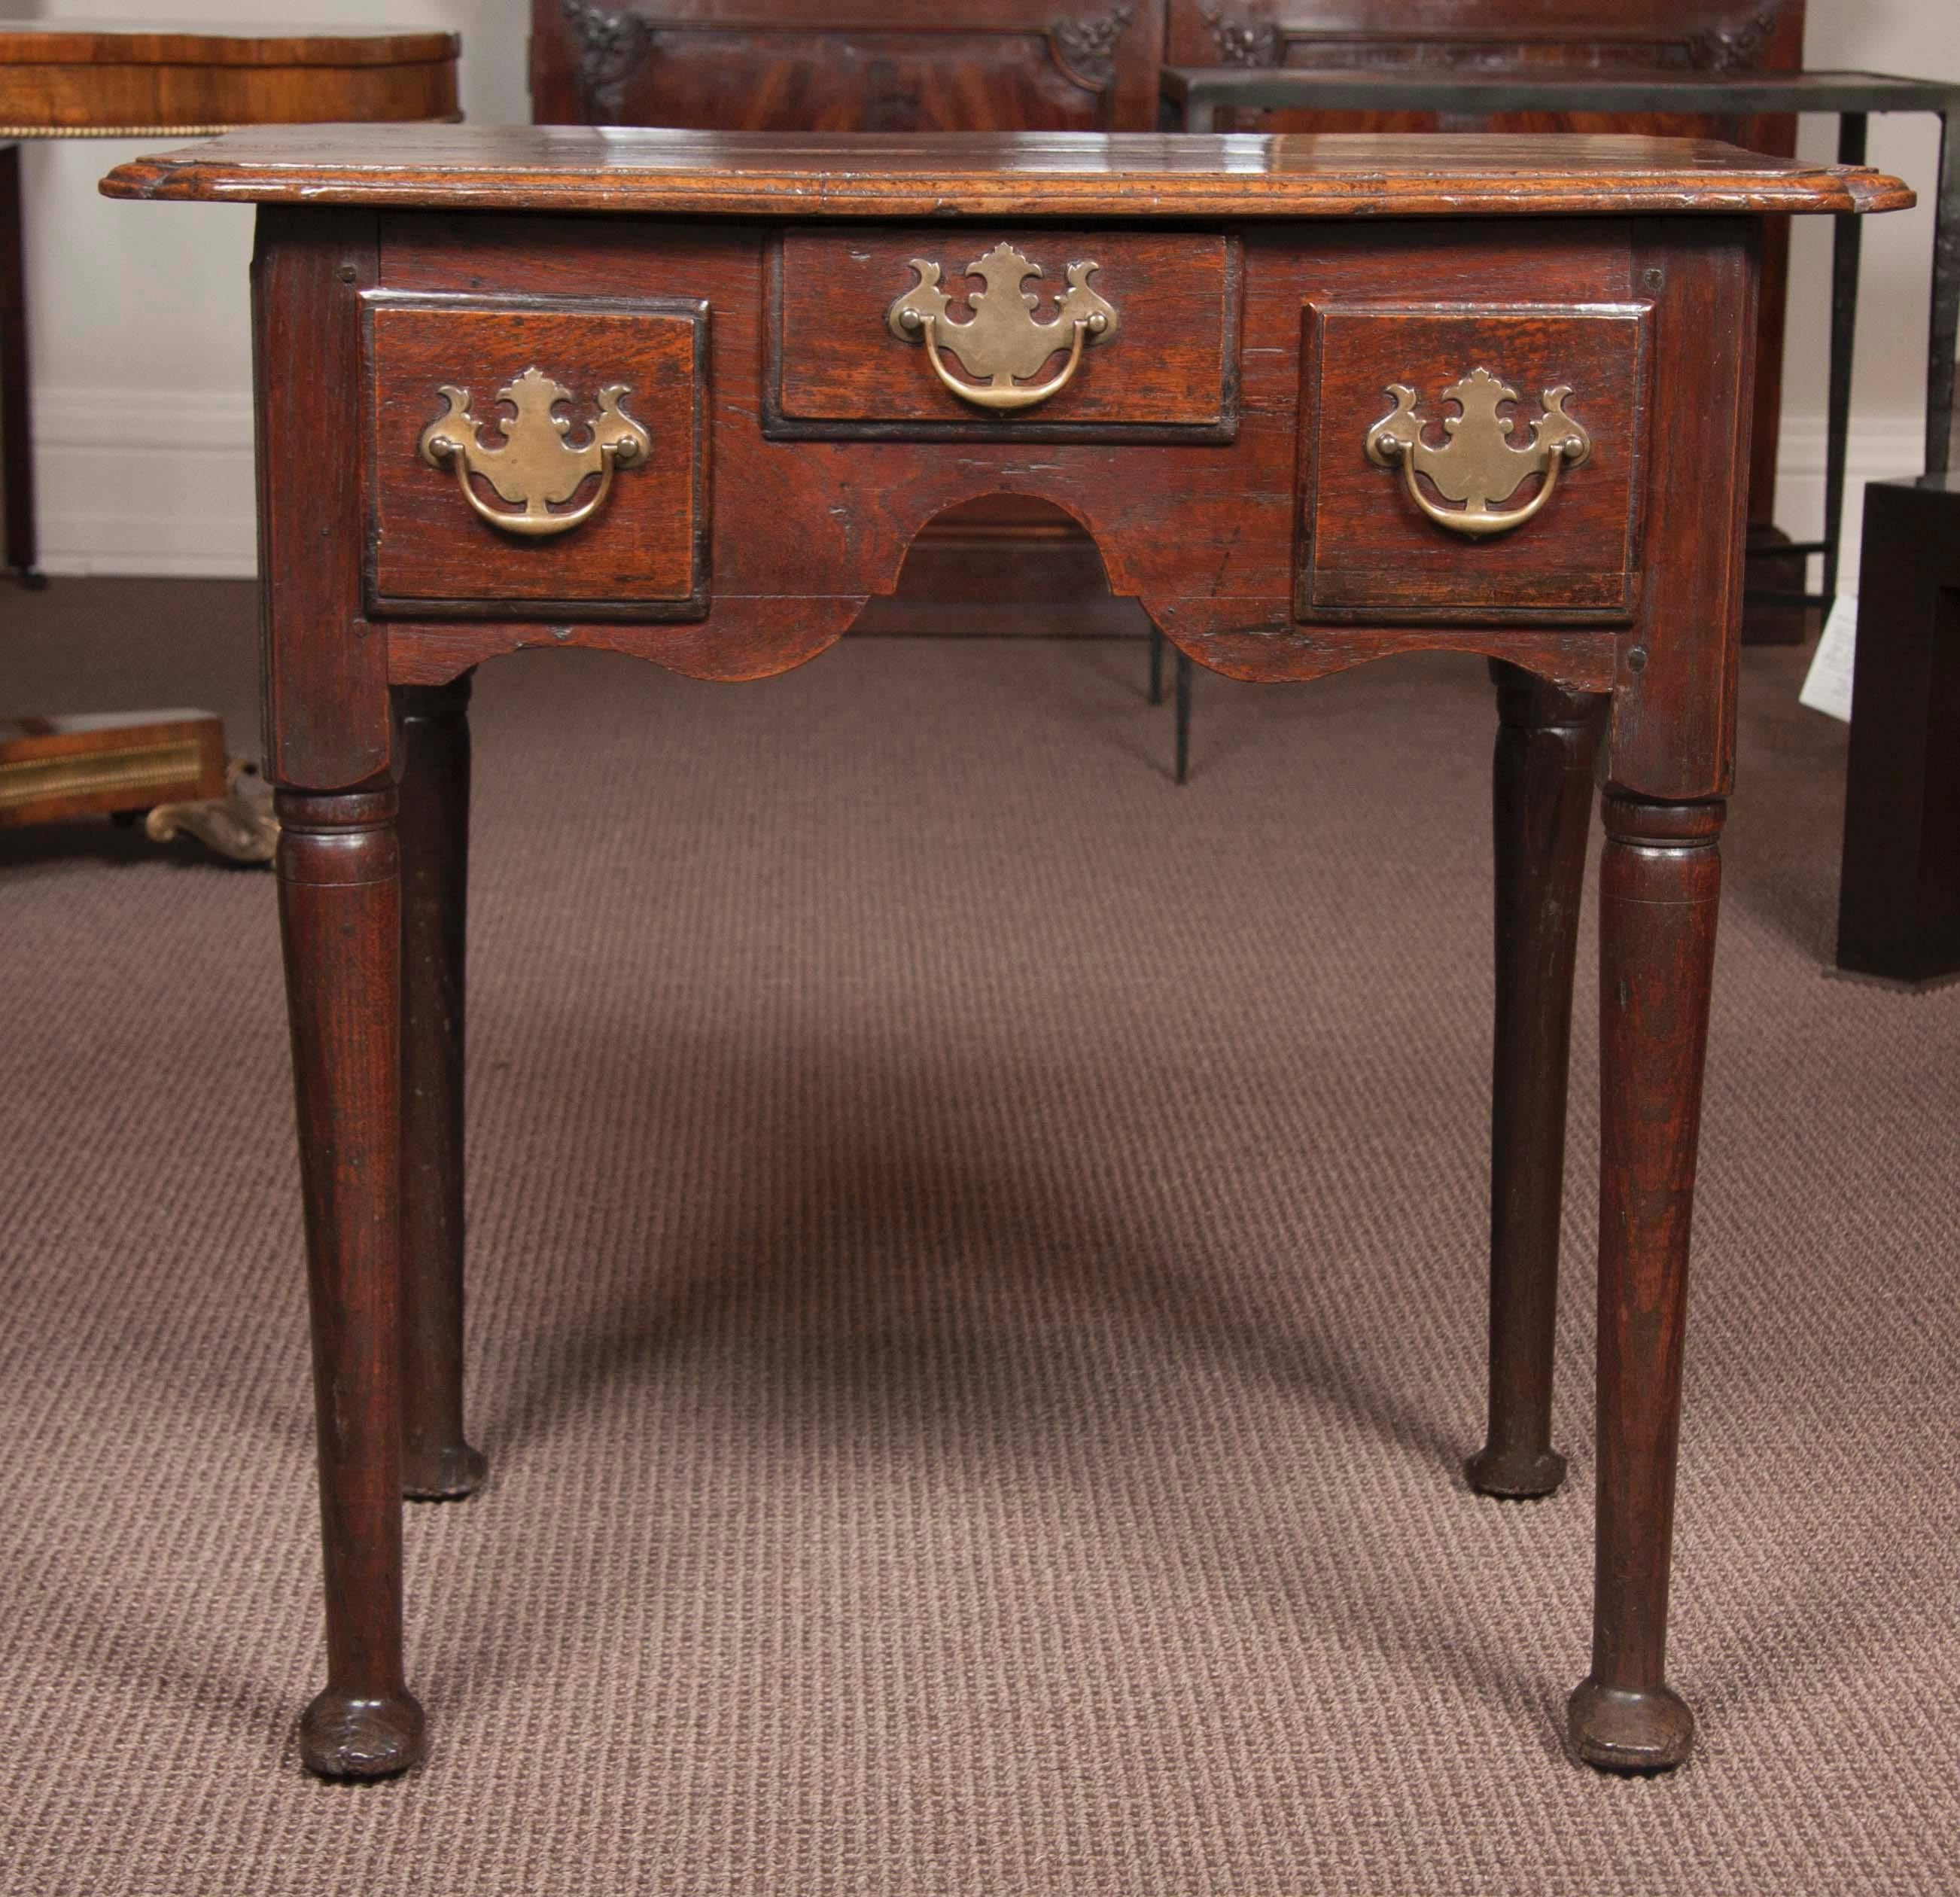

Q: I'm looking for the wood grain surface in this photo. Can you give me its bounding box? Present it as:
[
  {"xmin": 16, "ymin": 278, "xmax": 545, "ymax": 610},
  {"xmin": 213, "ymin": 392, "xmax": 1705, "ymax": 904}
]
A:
[
  {"xmin": 342, "ymin": 211, "xmax": 1782, "ymax": 735},
  {"xmin": 1468, "ymin": 664, "xmax": 1603, "ymax": 1503},
  {"xmin": 0, "ymin": 25, "xmax": 458, "ymax": 65},
  {"xmin": 1571, "ymin": 790, "xmax": 1725, "ymax": 1774},
  {"xmin": 774, "ymin": 227, "xmax": 1235, "ymax": 431},
  {"xmin": 394, "ymin": 674, "xmax": 487, "ymax": 1503},
  {"xmin": 1156, "ymin": 0, "xmax": 1807, "ymax": 534},
  {"xmin": 532, "ymin": 0, "xmax": 1167, "ymax": 136},
  {"xmin": 99, "ymin": 126, "xmax": 1913, "ymax": 219},
  {"xmin": 0, "ymin": 708, "xmax": 225, "ymax": 827},
  {"xmin": 253, "ymin": 206, "xmax": 390, "ymax": 794},
  {"xmin": 275, "ymin": 784, "xmax": 426, "ymax": 1780},
  {"xmin": 1301, "ymin": 302, "xmax": 1647, "ymax": 617},
  {"xmin": 0, "ymin": 24, "xmax": 457, "ymax": 134},
  {"xmin": 368, "ymin": 297, "xmax": 707, "ymax": 617}
]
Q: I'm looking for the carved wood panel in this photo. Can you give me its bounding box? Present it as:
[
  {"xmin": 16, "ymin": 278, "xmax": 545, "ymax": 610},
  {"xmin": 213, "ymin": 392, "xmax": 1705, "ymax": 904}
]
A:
[{"xmin": 535, "ymin": 2, "xmax": 1167, "ymax": 133}]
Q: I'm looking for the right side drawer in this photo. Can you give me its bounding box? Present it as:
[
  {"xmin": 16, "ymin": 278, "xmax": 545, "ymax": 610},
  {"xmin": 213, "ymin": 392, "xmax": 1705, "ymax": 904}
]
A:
[{"xmin": 1298, "ymin": 300, "xmax": 1651, "ymax": 624}]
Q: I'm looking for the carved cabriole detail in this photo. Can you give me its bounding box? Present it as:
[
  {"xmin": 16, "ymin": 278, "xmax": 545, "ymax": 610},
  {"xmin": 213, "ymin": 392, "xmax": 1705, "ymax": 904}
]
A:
[
  {"xmin": 1048, "ymin": 5, "xmax": 1134, "ymax": 93},
  {"xmin": 1201, "ymin": 8, "xmax": 1282, "ymax": 69},
  {"xmin": 559, "ymin": 0, "xmax": 655, "ymax": 123},
  {"xmin": 145, "ymin": 759, "xmax": 280, "ymax": 864}
]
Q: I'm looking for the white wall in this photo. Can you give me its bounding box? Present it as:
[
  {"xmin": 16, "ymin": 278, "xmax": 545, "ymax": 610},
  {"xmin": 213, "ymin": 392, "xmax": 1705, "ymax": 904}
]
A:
[{"xmin": 19, "ymin": 0, "xmax": 1960, "ymax": 583}]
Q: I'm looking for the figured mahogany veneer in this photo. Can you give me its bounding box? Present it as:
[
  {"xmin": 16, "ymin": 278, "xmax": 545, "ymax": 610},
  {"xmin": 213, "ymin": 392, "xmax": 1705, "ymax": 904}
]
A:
[
  {"xmin": 101, "ymin": 126, "xmax": 1910, "ymax": 1786},
  {"xmin": 534, "ymin": 0, "xmax": 1168, "ymax": 136},
  {"xmin": 0, "ymin": 24, "xmax": 458, "ymax": 133}
]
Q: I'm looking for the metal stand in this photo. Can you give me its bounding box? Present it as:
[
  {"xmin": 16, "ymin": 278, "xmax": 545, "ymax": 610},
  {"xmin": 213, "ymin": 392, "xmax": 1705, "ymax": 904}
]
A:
[
  {"xmin": 1146, "ymin": 625, "xmax": 1193, "ymax": 784},
  {"xmin": 0, "ymin": 142, "xmax": 43, "ymax": 589}
]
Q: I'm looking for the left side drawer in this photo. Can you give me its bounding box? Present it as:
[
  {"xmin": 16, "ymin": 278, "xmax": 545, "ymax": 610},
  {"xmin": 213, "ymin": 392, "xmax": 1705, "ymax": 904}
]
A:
[{"xmin": 364, "ymin": 294, "xmax": 709, "ymax": 619}]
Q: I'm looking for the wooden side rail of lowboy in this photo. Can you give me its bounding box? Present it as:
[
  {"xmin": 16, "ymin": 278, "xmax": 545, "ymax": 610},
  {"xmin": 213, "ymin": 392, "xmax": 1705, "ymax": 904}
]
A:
[{"xmin": 100, "ymin": 126, "xmax": 1910, "ymax": 1783}]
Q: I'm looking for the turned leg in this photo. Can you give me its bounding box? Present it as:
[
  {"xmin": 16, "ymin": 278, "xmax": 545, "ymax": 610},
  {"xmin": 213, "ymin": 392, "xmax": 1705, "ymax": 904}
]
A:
[
  {"xmin": 1567, "ymin": 793, "xmax": 1722, "ymax": 1773},
  {"xmin": 278, "ymin": 788, "xmax": 426, "ymax": 1779},
  {"xmin": 395, "ymin": 677, "xmax": 485, "ymax": 1501},
  {"xmin": 0, "ymin": 143, "xmax": 42, "ymax": 589},
  {"xmin": 1468, "ymin": 665, "xmax": 1602, "ymax": 1500}
]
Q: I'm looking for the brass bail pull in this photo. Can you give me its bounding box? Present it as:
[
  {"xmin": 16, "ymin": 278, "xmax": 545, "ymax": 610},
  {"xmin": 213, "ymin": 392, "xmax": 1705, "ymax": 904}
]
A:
[
  {"xmin": 418, "ymin": 368, "xmax": 651, "ymax": 537},
  {"xmin": 1365, "ymin": 368, "xmax": 1590, "ymax": 539},
  {"xmin": 887, "ymin": 242, "xmax": 1118, "ymax": 414}
]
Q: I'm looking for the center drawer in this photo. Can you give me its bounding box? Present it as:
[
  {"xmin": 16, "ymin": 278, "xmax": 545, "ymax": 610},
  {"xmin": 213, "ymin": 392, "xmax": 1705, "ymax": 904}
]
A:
[{"xmin": 766, "ymin": 227, "xmax": 1240, "ymax": 441}]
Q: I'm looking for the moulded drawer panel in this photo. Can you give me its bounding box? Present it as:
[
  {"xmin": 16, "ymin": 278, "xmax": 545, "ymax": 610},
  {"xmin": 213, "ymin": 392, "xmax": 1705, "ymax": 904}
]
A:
[
  {"xmin": 1299, "ymin": 300, "xmax": 1649, "ymax": 623},
  {"xmin": 366, "ymin": 294, "xmax": 709, "ymax": 618},
  {"xmin": 770, "ymin": 226, "xmax": 1239, "ymax": 438}
]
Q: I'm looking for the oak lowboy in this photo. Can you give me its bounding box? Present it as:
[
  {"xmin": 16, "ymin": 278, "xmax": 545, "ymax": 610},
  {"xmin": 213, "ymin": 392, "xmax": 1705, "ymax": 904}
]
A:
[{"xmin": 102, "ymin": 126, "xmax": 1909, "ymax": 1783}]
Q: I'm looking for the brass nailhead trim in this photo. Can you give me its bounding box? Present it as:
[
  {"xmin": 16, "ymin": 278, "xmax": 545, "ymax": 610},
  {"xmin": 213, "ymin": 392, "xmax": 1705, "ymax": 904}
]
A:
[
  {"xmin": 0, "ymin": 740, "xmax": 206, "ymax": 808},
  {"xmin": 0, "ymin": 123, "xmax": 238, "ymax": 139}
]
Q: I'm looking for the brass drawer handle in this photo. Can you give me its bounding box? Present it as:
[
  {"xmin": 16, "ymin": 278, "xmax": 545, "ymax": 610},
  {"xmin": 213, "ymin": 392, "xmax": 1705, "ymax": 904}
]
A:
[
  {"xmin": 1365, "ymin": 368, "xmax": 1590, "ymax": 539},
  {"xmin": 417, "ymin": 368, "xmax": 650, "ymax": 537},
  {"xmin": 887, "ymin": 242, "xmax": 1118, "ymax": 413}
]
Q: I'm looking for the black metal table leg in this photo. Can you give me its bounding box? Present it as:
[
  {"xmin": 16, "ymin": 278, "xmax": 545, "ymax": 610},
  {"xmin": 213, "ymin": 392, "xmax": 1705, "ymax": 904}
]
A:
[
  {"xmin": 1148, "ymin": 623, "xmax": 1164, "ymax": 705},
  {"xmin": 1174, "ymin": 649, "xmax": 1192, "ymax": 786},
  {"xmin": 0, "ymin": 142, "xmax": 43, "ymax": 590},
  {"xmin": 1929, "ymin": 108, "xmax": 1959, "ymax": 474},
  {"xmin": 1822, "ymin": 113, "xmax": 1867, "ymax": 601}
]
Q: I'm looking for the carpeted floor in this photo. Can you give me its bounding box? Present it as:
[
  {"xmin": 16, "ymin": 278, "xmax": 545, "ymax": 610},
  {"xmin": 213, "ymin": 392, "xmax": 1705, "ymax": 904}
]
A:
[{"xmin": 2, "ymin": 580, "xmax": 1955, "ymax": 1896}]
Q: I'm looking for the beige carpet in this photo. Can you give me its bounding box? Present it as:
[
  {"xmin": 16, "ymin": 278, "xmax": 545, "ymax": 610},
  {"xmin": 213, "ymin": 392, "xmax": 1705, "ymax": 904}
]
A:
[{"xmin": 2, "ymin": 580, "xmax": 1955, "ymax": 1896}]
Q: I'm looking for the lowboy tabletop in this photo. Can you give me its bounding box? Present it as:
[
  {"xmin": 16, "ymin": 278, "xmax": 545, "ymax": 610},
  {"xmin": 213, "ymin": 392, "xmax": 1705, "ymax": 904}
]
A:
[
  {"xmin": 101, "ymin": 128, "xmax": 1909, "ymax": 1785},
  {"xmin": 105, "ymin": 123, "xmax": 1905, "ymax": 216}
]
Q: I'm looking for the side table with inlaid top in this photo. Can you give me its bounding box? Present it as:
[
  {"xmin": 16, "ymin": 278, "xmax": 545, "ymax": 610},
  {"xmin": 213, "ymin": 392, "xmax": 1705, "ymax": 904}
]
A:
[{"xmin": 101, "ymin": 126, "xmax": 1910, "ymax": 1780}]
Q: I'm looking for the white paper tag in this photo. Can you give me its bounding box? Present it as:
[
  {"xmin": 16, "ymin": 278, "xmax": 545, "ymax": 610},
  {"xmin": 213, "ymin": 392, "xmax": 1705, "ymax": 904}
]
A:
[{"xmin": 1799, "ymin": 595, "xmax": 1858, "ymax": 723}]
